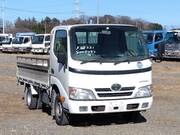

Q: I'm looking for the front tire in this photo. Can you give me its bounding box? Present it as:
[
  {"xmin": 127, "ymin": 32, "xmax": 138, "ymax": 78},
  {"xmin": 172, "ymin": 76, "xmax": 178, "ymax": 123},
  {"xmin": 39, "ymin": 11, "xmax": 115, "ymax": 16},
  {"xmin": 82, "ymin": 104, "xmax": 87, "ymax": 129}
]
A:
[{"xmin": 54, "ymin": 96, "xmax": 69, "ymax": 125}]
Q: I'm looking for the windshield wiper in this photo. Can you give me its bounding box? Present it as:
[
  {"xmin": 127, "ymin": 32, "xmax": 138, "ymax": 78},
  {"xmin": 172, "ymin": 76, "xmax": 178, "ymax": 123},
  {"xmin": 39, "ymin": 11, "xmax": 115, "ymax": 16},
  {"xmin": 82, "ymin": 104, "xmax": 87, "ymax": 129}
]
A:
[
  {"xmin": 80, "ymin": 56, "xmax": 105, "ymax": 64},
  {"xmin": 113, "ymin": 59, "xmax": 130, "ymax": 65},
  {"xmin": 80, "ymin": 59, "xmax": 100, "ymax": 64}
]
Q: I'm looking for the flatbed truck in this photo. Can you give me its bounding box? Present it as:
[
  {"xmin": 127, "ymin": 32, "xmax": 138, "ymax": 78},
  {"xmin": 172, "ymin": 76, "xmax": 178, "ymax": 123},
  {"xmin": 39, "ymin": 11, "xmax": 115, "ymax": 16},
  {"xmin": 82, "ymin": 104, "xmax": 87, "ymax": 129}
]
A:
[{"xmin": 17, "ymin": 24, "xmax": 153, "ymax": 125}]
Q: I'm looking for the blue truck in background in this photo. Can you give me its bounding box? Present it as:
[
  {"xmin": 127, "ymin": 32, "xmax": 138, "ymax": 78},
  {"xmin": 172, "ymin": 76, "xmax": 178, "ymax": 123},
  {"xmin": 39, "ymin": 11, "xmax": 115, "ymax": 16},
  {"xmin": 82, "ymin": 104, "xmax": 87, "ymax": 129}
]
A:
[{"xmin": 142, "ymin": 30, "xmax": 166, "ymax": 58}]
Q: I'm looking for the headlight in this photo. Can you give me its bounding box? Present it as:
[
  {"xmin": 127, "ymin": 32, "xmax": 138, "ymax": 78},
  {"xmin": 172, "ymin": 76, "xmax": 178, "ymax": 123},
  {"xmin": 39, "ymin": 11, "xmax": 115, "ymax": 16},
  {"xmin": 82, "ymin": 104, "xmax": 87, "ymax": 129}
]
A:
[
  {"xmin": 69, "ymin": 87, "xmax": 96, "ymax": 100},
  {"xmin": 135, "ymin": 85, "xmax": 152, "ymax": 98}
]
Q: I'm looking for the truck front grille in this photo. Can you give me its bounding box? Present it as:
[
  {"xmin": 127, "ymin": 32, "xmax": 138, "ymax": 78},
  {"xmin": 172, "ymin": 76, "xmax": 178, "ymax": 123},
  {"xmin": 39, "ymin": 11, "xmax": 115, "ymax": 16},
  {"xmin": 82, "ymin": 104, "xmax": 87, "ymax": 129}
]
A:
[{"xmin": 95, "ymin": 86, "xmax": 135, "ymax": 98}]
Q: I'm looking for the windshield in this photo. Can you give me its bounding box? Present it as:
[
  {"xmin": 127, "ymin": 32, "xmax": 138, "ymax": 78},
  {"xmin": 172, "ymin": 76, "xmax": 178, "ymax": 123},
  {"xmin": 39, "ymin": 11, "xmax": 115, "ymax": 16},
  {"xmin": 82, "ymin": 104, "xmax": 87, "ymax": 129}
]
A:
[
  {"xmin": 165, "ymin": 32, "xmax": 180, "ymax": 44},
  {"xmin": 32, "ymin": 35, "xmax": 44, "ymax": 44},
  {"xmin": 12, "ymin": 37, "xmax": 23, "ymax": 44},
  {"xmin": 1, "ymin": 38, "xmax": 12, "ymax": 44},
  {"xmin": 143, "ymin": 33, "xmax": 154, "ymax": 44},
  {"xmin": 0, "ymin": 36, "xmax": 6, "ymax": 42},
  {"xmin": 0, "ymin": 36, "xmax": 12, "ymax": 44},
  {"xmin": 70, "ymin": 26, "xmax": 148, "ymax": 63}
]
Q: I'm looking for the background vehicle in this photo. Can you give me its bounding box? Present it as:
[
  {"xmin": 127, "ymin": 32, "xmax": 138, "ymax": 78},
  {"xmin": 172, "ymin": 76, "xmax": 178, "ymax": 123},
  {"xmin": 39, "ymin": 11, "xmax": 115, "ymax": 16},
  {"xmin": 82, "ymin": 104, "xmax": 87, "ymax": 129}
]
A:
[
  {"xmin": 160, "ymin": 31, "xmax": 180, "ymax": 59},
  {"xmin": 2, "ymin": 37, "xmax": 14, "ymax": 53},
  {"xmin": 0, "ymin": 33, "xmax": 13, "ymax": 51},
  {"xmin": 143, "ymin": 30, "xmax": 166, "ymax": 58},
  {"xmin": 17, "ymin": 24, "xmax": 153, "ymax": 125},
  {"xmin": 12, "ymin": 36, "xmax": 33, "ymax": 53},
  {"xmin": 31, "ymin": 34, "xmax": 50, "ymax": 54}
]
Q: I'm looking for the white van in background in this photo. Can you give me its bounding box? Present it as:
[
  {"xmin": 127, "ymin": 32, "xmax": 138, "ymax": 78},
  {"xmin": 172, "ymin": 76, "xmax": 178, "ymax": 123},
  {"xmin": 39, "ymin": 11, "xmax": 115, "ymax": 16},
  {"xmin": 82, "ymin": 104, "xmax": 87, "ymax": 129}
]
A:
[
  {"xmin": 12, "ymin": 36, "xmax": 32, "ymax": 53},
  {"xmin": 31, "ymin": 34, "xmax": 50, "ymax": 54}
]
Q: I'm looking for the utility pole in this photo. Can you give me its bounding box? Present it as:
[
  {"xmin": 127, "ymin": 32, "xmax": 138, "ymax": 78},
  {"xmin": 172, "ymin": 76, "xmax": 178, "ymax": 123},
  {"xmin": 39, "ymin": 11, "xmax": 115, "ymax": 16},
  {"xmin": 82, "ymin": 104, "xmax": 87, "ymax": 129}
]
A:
[
  {"xmin": 74, "ymin": 0, "xmax": 80, "ymax": 18},
  {"xmin": 1, "ymin": 0, "xmax": 5, "ymax": 33},
  {"xmin": 44, "ymin": 21, "xmax": 47, "ymax": 34},
  {"xmin": 97, "ymin": 0, "xmax": 99, "ymax": 24}
]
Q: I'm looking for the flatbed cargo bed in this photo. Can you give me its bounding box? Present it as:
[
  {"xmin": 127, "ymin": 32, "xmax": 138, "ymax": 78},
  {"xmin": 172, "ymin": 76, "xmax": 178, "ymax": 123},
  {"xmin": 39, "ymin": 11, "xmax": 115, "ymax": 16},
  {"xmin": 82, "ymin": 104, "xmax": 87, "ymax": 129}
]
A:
[{"xmin": 16, "ymin": 56, "xmax": 50, "ymax": 89}]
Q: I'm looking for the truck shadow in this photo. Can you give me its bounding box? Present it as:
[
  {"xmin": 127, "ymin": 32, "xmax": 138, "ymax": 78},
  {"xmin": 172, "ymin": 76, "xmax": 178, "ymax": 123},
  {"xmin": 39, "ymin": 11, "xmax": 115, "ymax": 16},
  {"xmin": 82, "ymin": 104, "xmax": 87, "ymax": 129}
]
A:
[
  {"xmin": 69, "ymin": 112, "xmax": 147, "ymax": 127},
  {"xmin": 161, "ymin": 58, "xmax": 180, "ymax": 62},
  {"xmin": 41, "ymin": 106, "xmax": 147, "ymax": 126}
]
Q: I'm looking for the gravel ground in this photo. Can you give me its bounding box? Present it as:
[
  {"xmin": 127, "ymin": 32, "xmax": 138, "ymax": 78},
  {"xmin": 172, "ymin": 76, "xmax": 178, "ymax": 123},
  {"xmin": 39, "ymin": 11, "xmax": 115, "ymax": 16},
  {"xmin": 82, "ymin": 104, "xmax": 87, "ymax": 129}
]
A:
[{"xmin": 0, "ymin": 53, "xmax": 180, "ymax": 135}]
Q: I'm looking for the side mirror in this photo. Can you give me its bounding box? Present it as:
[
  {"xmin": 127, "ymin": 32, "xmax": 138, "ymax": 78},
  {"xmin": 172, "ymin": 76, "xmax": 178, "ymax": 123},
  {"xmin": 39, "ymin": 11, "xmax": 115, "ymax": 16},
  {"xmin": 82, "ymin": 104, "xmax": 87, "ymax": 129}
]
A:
[{"xmin": 57, "ymin": 53, "xmax": 66, "ymax": 65}]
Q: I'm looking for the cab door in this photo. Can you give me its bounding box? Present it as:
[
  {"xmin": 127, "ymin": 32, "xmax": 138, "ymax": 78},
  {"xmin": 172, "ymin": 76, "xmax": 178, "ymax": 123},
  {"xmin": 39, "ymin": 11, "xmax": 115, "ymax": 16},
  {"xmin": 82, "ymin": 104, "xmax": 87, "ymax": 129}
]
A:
[{"xmin": 50, "ymin": 29, "xmax": 68, "ymax": 94}]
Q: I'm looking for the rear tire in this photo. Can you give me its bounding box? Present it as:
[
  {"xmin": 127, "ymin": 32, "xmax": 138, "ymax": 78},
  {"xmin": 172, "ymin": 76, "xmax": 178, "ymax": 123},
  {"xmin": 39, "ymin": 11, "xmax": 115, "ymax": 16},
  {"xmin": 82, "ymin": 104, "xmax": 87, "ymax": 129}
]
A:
[
  {"xmin": 25, "ymin": 86, "xmax": 38, "ymax": 109},
  {"xmin": 54, "ymin": 96, "xmax": 69, "ymax": 125}
]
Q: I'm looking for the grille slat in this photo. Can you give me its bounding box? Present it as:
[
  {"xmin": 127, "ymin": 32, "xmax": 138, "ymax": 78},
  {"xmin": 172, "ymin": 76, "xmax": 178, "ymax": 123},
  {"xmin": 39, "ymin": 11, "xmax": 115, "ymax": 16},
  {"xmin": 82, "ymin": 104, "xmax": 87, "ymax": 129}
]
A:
[
  {"xmin": 95, "ymin": 88, "xmax": 111, "ymax": 92},
  {"xmin": 98, "ymin": 92, "xmax": 132, "ymax": 97},
  {"xmin": 121, "ymin": 87, "xmax": 135, "ymax": 91}
]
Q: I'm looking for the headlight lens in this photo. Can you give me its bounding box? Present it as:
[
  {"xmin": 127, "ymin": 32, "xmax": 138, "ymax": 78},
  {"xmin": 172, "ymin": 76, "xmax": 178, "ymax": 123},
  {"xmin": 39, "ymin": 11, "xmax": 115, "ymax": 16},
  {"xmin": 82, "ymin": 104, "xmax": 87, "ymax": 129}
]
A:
[
  {"xmin": 135, "ymin": 85, "xmax": 152, "ymax": 98},
  {"xmin": 69, "ymin": 87, "xmax": 96, "ymax": 100}
]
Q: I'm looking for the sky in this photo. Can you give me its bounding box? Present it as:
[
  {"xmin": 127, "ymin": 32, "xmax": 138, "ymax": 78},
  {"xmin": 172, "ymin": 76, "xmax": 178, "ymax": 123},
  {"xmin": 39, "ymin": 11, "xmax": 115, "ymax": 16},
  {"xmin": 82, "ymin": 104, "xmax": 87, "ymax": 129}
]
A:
[{"xmin": 1, "ymin": 0, "xmax": 180, "ymax": 28}]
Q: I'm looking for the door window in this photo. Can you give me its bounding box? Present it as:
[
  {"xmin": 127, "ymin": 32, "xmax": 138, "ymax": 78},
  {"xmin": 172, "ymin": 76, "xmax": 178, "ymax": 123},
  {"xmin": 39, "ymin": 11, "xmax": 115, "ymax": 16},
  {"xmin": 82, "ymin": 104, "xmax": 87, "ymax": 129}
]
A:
[
  {"xmin": 155, "ymin": 33, "xmax": 163, "ymax": 42},
  {"xmin": 54, "ymin": 30, "xmax": 67, "ymax": 57}
]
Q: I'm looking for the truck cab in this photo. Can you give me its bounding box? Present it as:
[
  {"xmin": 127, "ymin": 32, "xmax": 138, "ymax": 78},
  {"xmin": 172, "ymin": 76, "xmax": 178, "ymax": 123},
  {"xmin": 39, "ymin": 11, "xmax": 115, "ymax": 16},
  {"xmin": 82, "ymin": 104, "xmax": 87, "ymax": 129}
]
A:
[
  {"xmin": 50, "ymin": 24, "xmax": 152, "ymax": 122},
  {"xmin": 143, "ymin": 30, "xmax": 166, "ymax": 58},
  {"xmin": 0, "ymin": 33, "xmax": 13, "ymax": 51},
  {"xmin": 161, "ymin": 31, "xmax": 180, "ymax": 59},
  {"xmin": 31, "ymin": 34, "xmax": 50, "ymax": 54},
  {"xmin": 12, "ymin": 36, "xmax": 32, "ymax": 53},
  {"xmin": 2, "ymin": 37, "xmax": 13, "ymax": 52}
]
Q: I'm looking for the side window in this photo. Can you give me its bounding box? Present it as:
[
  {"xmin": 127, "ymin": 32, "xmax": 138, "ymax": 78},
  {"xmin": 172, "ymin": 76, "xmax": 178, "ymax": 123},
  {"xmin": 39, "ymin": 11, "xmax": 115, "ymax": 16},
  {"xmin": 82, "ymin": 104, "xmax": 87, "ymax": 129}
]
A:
[
  {"xmin": 54, "ymin": 30, "xmax": 67, "ymax": 57},
  {"xmin": 155, "ymin": 33, "xmax": 163, "ymax": 42},
  {"xmin": 24, "ymin": 38, "xmax": 30, "ymax": 43},
  {"xmin": 45, "ymin": 35, "xmax": 50, "ymax": 41}
]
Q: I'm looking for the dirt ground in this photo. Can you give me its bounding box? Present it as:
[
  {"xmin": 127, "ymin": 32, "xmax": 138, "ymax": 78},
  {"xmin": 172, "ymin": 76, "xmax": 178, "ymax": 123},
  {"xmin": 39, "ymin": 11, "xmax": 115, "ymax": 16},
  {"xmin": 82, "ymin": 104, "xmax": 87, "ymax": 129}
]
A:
[{"xmin": 0, "ymin": 53, "xmax": 180, "ymax": 135}]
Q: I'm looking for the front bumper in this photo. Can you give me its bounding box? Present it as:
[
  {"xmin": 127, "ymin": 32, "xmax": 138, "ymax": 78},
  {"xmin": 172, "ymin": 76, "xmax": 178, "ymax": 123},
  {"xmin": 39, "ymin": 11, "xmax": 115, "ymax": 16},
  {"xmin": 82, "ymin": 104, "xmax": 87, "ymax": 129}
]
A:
[
  {"xmin": 2, "ymin": 48, "xmax": 14, "ymax": 52},
  {"xmin": 32, "ymin": 48, "xmax": 44, "ymax": 53},
  {"xmin": 67, "ymin": 96, "xmax": 153, "ymax": 114}
]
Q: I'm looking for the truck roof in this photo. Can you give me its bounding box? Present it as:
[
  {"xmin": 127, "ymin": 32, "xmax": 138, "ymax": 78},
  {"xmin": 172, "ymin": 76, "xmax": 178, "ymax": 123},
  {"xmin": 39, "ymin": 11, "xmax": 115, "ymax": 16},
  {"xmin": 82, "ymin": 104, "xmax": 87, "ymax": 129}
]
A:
[
  {"xmin": 0, "ymin": 33, "xmax": 13, "ymax": 37},
  {"xmin": 52, "ymin": 24, "xmax": 137, "ymax": 31},
  {"xmin": 142, "ymin": 30, "xmax": 166, "ymax": 34},
  {"xmin": 35, "ymin": 34, "xmax": 50, "ymax": 36}
]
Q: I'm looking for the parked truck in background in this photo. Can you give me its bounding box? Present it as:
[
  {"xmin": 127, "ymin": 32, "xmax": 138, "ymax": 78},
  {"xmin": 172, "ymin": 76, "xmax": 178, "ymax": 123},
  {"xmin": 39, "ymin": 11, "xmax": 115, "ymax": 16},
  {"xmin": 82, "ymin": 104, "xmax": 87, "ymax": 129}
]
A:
[
  {"xmin": 142, "ymin": 30, "xmax": 166, "ymax": 58},
  {"xmin": 12, "ymin": 36, "xmax": 33, "ymax": 53},
  {"xmin": 160, "ymin": 30, "xmax": 180, "ymax": 59},
  {"xmin": 31, "ymin": 34, "xmax": 50, "ymax": 54},
  {"xmin": 0, "ymin": 33, "xmax": 13, "ymax": 51},
  {"xmin": 11, "ymin": 32, "xmax": 35, "ymax": 53},
  {"xmin": 2, "ymin": 36, "xmax": 14, "ymax": 53},
  {"xmin": 16, "ymin": 24, "xmax": 153, "ymax": 125}
]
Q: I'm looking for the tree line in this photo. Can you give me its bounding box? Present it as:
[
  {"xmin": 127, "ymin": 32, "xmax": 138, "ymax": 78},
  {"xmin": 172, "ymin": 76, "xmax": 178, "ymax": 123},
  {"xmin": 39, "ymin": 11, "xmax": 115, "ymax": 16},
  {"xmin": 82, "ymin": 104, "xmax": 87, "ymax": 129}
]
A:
[{"xmin": 1, "ymin": 15, "xmax": 163, "ymax": 34}]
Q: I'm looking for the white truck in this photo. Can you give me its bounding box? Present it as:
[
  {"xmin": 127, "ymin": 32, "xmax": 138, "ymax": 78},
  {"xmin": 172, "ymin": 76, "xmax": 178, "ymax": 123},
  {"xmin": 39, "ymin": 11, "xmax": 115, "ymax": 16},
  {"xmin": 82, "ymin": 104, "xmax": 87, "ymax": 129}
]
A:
[
  {"xmin": 2, "ymin": 37, "xmax": 14, "ymax": 53},
  {"xmin": 31, "ymin": 34, "xmax": 50, "ymax": 54},
  {"xmin": 16, "ymin": 24, "xmax": 153, "ymax": 125},
  {"xmin": 0, "ymin": 33, "xmax": 13, "ymax": 51},
  {"xmin": 12, "ymin": 36, "xmax": 32, "ymax": 53}
]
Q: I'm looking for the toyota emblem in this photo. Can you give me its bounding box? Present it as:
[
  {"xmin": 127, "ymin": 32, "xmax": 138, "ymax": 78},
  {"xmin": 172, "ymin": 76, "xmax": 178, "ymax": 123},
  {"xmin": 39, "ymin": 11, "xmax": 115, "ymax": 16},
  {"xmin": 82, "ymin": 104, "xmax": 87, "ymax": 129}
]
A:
[{"xmin": 111, "ymin": 83, "xmax": 121, "ymax": 91}]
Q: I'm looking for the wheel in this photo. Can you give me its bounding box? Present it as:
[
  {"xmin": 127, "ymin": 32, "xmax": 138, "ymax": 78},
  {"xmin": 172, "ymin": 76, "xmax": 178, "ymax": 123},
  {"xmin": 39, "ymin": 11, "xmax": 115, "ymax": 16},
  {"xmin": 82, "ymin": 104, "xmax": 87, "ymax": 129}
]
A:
[
  {"xmin": 25, "ymin": 86, "xmax": 38, "ymax": 109},
  {"xmin": 54, "ymin": 95, "xmax": 69, "ymax": 125}
]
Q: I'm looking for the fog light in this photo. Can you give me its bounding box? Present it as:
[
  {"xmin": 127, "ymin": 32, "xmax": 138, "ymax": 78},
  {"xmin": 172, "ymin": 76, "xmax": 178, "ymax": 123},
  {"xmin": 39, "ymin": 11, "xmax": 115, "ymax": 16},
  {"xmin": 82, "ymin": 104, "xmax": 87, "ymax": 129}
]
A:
[
  {"xmin": 79, "ymin": 106, "xmax": 88, "ymax": 112},
  {"xmin": 142, "ymin": 102, "xmax": 149, "ymax": 108}
]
